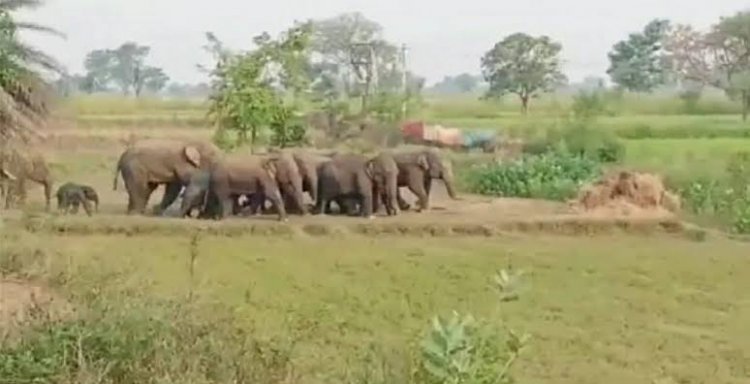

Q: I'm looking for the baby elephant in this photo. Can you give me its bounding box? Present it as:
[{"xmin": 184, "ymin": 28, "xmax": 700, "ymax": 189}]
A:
[{"xmin": 56, "ymin": 182, "xmax": 99, "ymax": 216}]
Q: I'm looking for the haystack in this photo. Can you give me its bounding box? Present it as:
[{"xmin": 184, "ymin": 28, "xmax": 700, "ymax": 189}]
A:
[{"xmin": 572, "ymin": 171, "xmax": 681, "ymax": 216}]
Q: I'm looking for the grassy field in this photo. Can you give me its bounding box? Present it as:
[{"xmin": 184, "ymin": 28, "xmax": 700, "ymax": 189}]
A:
[
  {"xmin": 3, "ymin": 94, "xmax": 750, "ymax": 383},
  {"xmin": 3, "ymin": 228, "xmax": 750, "ymax": 384}
]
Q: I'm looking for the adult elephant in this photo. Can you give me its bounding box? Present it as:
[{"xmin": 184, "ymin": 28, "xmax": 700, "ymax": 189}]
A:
[
  {"xmin": 369, "ymin": 150, "xmax": 400, "ymax": 216},
  {"xmin": 241, "ymin": 151, "xmax": 309, "ymax": 216},
  {"xmin": 113, "ymin": 138, "xmax": 223, "ymax": 215},
  {"xmin": 393, "ymin": 148, "xmax": 459, "ymax": 212},
  {"xmin": 314, "ymin": 153, "xmax": 390, "ymax": 219},
  {"xmin": 180, "ymin": 154, "xmax": 287, "ymax": 221},
  {"xmin": 0, "ymin": 145, "xmax": 54, "ymax": 211},
  {"xmin": 270, "ymin": 148, "xmax": 335, "ymax": 205}
]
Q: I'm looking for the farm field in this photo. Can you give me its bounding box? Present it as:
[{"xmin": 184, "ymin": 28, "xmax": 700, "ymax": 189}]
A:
[{"xmin": 3, "ymin": 95, "xmax": 750, "ymax": 383}]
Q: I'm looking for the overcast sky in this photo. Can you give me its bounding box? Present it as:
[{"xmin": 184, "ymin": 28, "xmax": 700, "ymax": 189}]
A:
[{"xmin": 17, "ymin": 0, "xmax": 750, "ymax": 85}]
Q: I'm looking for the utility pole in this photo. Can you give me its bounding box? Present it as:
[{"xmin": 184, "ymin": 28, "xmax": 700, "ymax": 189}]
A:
[
  {"xmin": 350, "ymin": 42, "xmax": 376, "ymax": 115},
  {"xmin": 400, "ymin": 44, "xmax": 408, "ymax": 120}
]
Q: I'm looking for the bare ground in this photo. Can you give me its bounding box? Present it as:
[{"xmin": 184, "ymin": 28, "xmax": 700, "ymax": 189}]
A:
[{"xmin": 2, "ymin": 127, "xmax": 684, "ymax": 237}]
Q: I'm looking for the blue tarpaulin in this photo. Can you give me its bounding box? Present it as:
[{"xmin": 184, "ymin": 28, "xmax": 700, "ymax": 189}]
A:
[{"xmin": 462, "ymin": 130, "xmax": 495, "ymax": 148}]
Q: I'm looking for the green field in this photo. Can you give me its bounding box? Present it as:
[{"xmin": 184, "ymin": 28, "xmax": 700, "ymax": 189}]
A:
[
  {"xmin": 3, "ymin": 94, "xmax": 750, "ymax": 383},
  {"xmin": 3, "ymin": 229, "xmax": 750, "ymax": 384}
]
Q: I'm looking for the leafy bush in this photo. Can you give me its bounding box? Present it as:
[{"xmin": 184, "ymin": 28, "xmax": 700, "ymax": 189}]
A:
[
  {"xmin": 466, "ymin": 152, "xmax": 602, "ymax": 201},
  {"xmin": 677, "ymin": 152, "xmax": 750, "ymax": 234},
  {"xmin": 269, "ymin": 106, "xmax": 307, "ymax": 148},
  {"xmin": 522, "ymin": 121, "xmax": 625, "ymax": 164},
  {"xmin": 417, "ymin": 268, "xmax": 530, "ymax": 384},
  {"xmin": 0, "ymin": 301, "xmax": 296, "ymax": 383}
]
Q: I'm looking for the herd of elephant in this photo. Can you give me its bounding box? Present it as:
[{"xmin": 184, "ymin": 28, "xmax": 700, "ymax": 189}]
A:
[{"xmin": 111, "ymin": 138, "xmax": 460, "ymax": 221}]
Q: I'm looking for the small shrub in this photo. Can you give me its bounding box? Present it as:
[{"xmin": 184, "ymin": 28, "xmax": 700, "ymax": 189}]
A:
[
  {"xmin": 0, "ymin": 300, "xmax": 296, "ymax": 383},
  {"xmin": 466, "ymin": 152, "xmax": 602, "ymax": 201},
  {"xmin": 677, "ymin": 153, "xmax": 750, "ymax": 234},
  {"xmin": 417, "ymin": 268, "xmax": 531, "ymax": 384}
]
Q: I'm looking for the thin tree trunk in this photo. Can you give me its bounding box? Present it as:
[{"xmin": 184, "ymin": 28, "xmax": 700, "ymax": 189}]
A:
[
  {"xmin": 520, "ymin": 95, "xmax": 529, "ymax": 115},
  {"xmin": 743, "ymin": 91, "xmax": 749, "ymax": 122}
]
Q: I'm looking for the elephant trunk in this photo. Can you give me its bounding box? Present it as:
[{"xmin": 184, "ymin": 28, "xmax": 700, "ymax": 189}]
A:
[{"xmin": 442, "ymin": 166, "xmax": 459, "ymax": 200}]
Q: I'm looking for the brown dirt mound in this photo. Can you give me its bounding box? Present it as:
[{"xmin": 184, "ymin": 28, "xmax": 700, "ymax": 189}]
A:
[
  {"xmin": 571, "ymin": 171, "xmax": 681, "ymax": 217},
  {"xmin": 0, "ymin": 279, "xmax": 74, "ymax": 330}
]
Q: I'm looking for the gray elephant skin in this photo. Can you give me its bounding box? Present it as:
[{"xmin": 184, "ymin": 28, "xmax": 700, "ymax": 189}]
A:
[
  {"xmin": 56, "ymin": 182, "xmax": 99, "ymax": 216},
  {"xmin": 113, "ymin": 138, "xmax": 223, "ymax": 215},
  {"xmin": 0, "ymin": 145, "xmax": 54, "ymax": 211},
  {"xmin": 314, "ymin": 153, "xmax": 396, "ymax": 218},
  {"xmin": 180, "ymin": 154, "xmax": 287, "ymax": 221},
  {"xmin": 393, "ymin": 148, "xmax": 459, "ymax": 212}
]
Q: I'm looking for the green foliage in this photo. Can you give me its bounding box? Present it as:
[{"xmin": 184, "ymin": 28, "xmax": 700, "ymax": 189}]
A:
[
  {"xmin": 607, "ymin": 19, "xmax": 670, "ymax": 92},
  {"xmin": 206, "ymin": 22, "xmax": 312, "ymax": 149},
  {"xmin": 0, "ymin": 301, "xmax": 295, "ymax": 383},
  {"xmin": 418, "ymin": 268, "xmax": 530, "ymax": 384},
  {"xmin": 466, "ymin": 152, "xmax": 602, "ymax": 200},
  {"xmin": 269, "ymin": 106, "xmax": 307, "ymax": 148},
  {"xmin": 678, "ymin": 151, "xmax": 750, "ymax": 233},
  {"xmin": 481, "ymin": 33, "xmax": 566, "ymax": 112},
  {"xmin": 0, "ymin": 1, "xmax": 63, "ymax": 140},
  {"xmin": 82, "ymin": 42, "xmax": 170, "ymax": 96}
]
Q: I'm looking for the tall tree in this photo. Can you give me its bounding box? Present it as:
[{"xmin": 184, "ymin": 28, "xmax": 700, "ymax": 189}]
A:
[
  {"xmin": 664, "ymin": 12, "xmax": 750, "ymax": 120},
  {"xmin": 82, "ymin": 42, "xmax": 170, "ymax": 96},
  {"xmin": 206, "ymin": 22, "xmax": 312, "ymax": 149},
  {"xmin": 0, "ymin": 0, "xmax": 64, "ymax": 140},
  {"xmin": 481, "ymin": 33, "xmax": 566, "ymax": 113},
  {"xmin": 607, "ymin": 19, "xmax": 671, "ymax": 92},
  {"xmin": 310, "ymin": 12, "xmax": 400, "ymax": 112}
]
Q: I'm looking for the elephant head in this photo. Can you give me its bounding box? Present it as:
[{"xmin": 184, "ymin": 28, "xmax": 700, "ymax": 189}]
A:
[
  {"xmin": 180, "ymin": 170, "xmax": 211, "ymax": 217},
  {"xmin": 424, "ymin": 149, "xmax": 458, "ymax": 200}
]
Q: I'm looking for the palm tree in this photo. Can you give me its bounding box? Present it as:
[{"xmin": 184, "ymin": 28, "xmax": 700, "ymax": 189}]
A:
[{"xmin": 0, "ymin": 0, "xmax": 64, "ymax": 141}]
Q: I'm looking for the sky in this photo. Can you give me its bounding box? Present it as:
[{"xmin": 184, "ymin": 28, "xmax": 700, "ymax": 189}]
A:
[{"xmin": 17, "ymin": 0, "xmax": 750, "ymax": 86}]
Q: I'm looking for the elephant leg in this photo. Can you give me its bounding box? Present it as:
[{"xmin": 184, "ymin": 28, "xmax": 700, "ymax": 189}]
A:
[
  {"xmin": 397, "ymin": 188, "xmax": 411, "ymax": 211},
  {"xmin": 129, "ymin": 182, "xmax": 157, "ymax": 215},
  {"xmin": 262, "ymin": 184, "xmax": 287, "ymax": 222},
  {"xmin": 155, "ymin": 182, "xmax": 182, "ymax": 215},
  {"xmin": 43, "ymin": 180, "xmax": 52, "ymax": 212},
  {"xmin": 422, "ymin": 177, "xmax": 432, "ymax": 211},
  {"xmin": 71, "ymin": 201, "xmax": 80, "ymax": 214},
  {"xmin": 407, "ymin": 179, "xmax": 428, "ymax": 213},
  {"xmin": 81, "ymin": 198, "xmax": 93, "ymax": 216}
]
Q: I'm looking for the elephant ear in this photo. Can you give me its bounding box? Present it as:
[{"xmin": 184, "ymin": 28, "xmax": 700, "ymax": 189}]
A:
[
  {"xmin": 184, "ymin": 146, "xmax": 202, "ymax": 167},
  {"xmin": 416, "ymin": 154, "xmax": 430, "ymax": 171},
  {"xmin": 1, "ymin": 168, "xmax": 16, "ymax": 181},
  {"xmin": 263, "ymin": 159, "xmax": 278, "ymax": 179}
]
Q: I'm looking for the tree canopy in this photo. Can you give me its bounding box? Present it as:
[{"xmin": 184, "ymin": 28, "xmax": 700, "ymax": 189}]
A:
[
  {"xmin": 606, "ymin": 19, "xmax": 671, "ymax": 92},
  {"xmin": 664, "ymin": 11, "xmax": 750, "ymax": 120},
  {"xmin": 82, "ymin": 42, "xmax": 170, "ymax": 96},
  {"xmin": 0, "ymin": 0, "xmax": 64, "ymax": 140},
  {"xmin": 481, "ymin": 33, "xmax": 566, "ymax": 113}
]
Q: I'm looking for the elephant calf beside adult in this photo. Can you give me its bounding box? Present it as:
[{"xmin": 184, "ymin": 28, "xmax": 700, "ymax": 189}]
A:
[
  {"xmin": 393, "ymin": 148, "xmax": 459, "ymax": 212},
  {"xmin": 113, "ymin": 138, "xmax": 223, "ymax": 215}
]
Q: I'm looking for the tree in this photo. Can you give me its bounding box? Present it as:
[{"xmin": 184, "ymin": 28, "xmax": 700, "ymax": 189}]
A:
[
  {"xmin": 428, "ymin": 74, "xmax": 482, "ymax": 94},
  {"xmin": 664, "ymin": 12, "xmax": 750, "ymax": 120},
  {"xmin": 82, "ymin": 42, "xmax": 170, "ymax": 96},
  {"xmin": 310, "ymin": 12, "xmax": 400, "ymax": 113},
  {"xmin": 206, "ymin": 22, "xmax": 313, "ymax": 150},
  {"xmin": 607, "ymin": 19, "xmax": 671, "ymax": 92},
  {"xmin": 0, "ymin": 0, "xmax": 64, "ymax": 140},
  {"xmin": 481, "ymin": 33, "xmax": 566, "ymax": 113}
]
